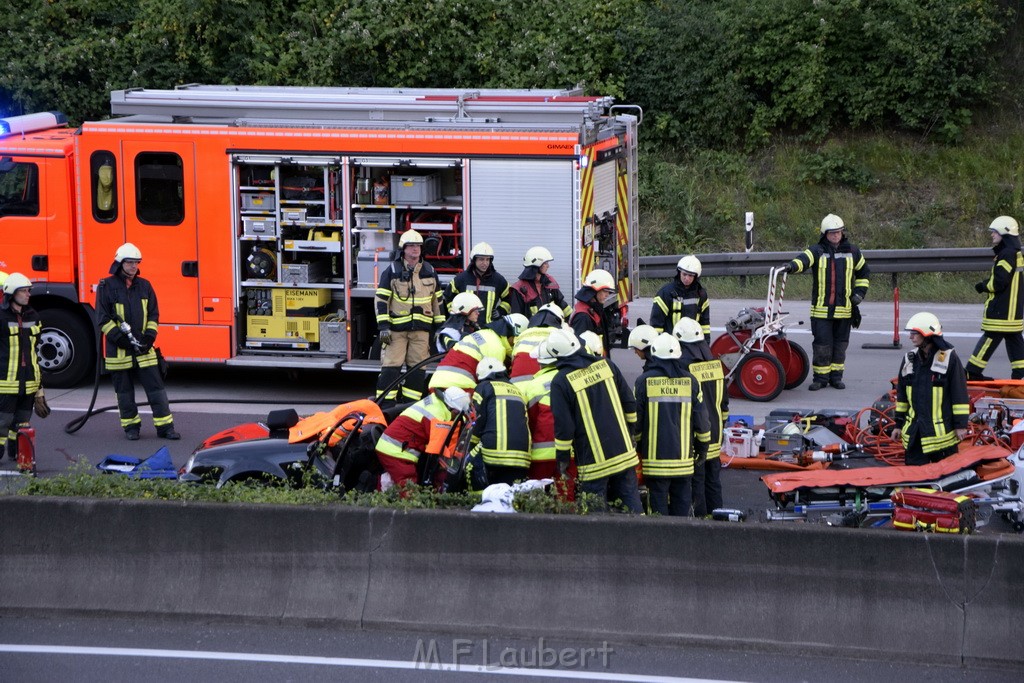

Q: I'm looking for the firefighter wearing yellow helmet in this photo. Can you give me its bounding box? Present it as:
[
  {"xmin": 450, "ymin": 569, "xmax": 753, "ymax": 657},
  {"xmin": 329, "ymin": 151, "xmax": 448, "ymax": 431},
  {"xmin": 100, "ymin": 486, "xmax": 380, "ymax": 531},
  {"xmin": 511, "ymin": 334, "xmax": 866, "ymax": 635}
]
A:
[
  {"xmin": 781, "ymin": 214, "xmax": 870, "ymax": 391},
  {"xmin": 374, "ymin": 229, "xmax": 444, "ymax": 407},
  {"xmin": 569, "ymin": 268, "xmax": 617, "ymax": 356},
  {"xmin": 651, "ymin": 255, "xmax": 710, "ymax": 341},
  {"xmin": 97, "ymin": 244, "xmax": 178, "ymax": 440},
  {"xmin": 966, "ymin": 216, "xmax": 1024, "ymax": 381},
  {"xmin": 0, "ymin": 273, "xmax": 47, "ymax": 464},
  {"xmin": 509, "ymin": 246, "xmax": 571, "ymax": 319},
  {"xmin": 893, "ymin": 312, "xmax": 970, "ymax": 465},
  {"xmin": 442, "ymin": 242, "xmax": 511, "ymax": 324}
]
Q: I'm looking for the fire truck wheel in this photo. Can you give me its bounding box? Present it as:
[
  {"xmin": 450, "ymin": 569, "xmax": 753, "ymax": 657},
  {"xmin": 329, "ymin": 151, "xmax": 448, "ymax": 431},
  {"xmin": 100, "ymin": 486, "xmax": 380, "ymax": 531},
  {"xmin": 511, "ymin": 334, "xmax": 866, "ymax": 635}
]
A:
[{"xmin": 37, "ymin": 309, "xmax": 95, "ymax": 388}]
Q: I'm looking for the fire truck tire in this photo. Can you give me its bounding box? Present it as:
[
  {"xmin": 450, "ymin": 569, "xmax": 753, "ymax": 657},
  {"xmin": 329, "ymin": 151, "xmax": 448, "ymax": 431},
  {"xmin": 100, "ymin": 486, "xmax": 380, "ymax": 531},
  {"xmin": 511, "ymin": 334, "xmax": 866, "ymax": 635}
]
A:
[
  {"xmin": 782, "ymin": 340, "xmax": 809, "ymax": 389},
  {"xmin": 733, "ymin": 351, "xmax": 785, "ymax": 402},
  {"xmin": 37, "ymin": 308, "xmax": 94, "ymax": 388}
]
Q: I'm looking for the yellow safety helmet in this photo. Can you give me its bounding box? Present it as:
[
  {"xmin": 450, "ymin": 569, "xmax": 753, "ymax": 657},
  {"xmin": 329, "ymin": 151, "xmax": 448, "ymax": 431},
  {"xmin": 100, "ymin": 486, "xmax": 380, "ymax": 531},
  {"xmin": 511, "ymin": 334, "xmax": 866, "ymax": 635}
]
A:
[
  {"xmin": 989, "ymin": 216, "xmax": 1020, "ymax": 237},
  {"xmin": 905, "ymin": 312, "xmax": 942, "ymax": 337}
]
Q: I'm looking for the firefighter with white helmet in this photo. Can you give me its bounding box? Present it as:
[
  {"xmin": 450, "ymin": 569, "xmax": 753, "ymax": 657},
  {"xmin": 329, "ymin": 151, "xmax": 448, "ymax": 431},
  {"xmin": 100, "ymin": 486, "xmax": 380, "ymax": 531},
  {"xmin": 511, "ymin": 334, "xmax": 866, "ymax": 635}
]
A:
[
  {"xmin": 428, "ymin": 314, "xmax": 524, "ymax": 393},
  {"xmin": 510, "ymin": 246, "xmax": 571, "ymax": 319},
  {"xmin": 674, "ymin": 317, "xmax": 729, "ymax": 516},
  {"xmin": 892, "ymin": 312, "xmax": 970, "ymax": 466},
  {"xmin": 442, "ymin": 241, "xmax": 511, "ymax": 324},
  {"xmin": 470, "ymin": 357, "xmax": 531, "ymax": 485},
  {"xmin": 0, "ymin": 273, "xmax": 48, "ymax": 464},
  {"xmin": 509, "ymin": 302, "xmax": 566, "ymax": 381},
  {"xmin": 374, "ymin": 229, "xmax": 444, "ymax": 407},
  {"xmin": 548, "ymin": 326, "xmax": 642, "ymax": 512},
  {"xmin": 635, "ymin": 333, "xmax": 711, "ymax": 516},
  {"xmin": 436, "ymin": 291, "xmax": 484, "ymax": 353},
  {"xmin": 651, "ymin": 255, "xmax": 711, "ymax": 341},
  {"xmin": 569, "ymin": 268, "xmax": 617, "ymax": 356},
  {"xmin": 966, "ymin": 216, "xmax": 1024, "ymax": 381},
  {"xmin": 97, "ymin": 244, "xmax": 178, "ymax": 440},
  {"xmin": 781, "ymin": 214, "xmax": 870, "ymax": 391}
]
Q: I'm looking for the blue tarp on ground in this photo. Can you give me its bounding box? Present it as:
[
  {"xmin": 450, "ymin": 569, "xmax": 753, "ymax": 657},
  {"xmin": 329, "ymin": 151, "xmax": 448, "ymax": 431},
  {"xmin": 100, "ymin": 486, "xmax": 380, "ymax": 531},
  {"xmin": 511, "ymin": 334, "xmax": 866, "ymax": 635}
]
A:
[{"xmin": 96, "ymin": 446, "xmax": 178, "ymax": 479}]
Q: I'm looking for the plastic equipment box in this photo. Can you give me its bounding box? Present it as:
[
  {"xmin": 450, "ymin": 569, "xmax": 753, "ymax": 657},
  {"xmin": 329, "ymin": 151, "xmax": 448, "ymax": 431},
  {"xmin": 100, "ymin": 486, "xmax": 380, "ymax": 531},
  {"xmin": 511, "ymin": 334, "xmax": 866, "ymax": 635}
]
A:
[{"xmin": 391, "ymin": 173, "xmax": 441, "ymax": 205}]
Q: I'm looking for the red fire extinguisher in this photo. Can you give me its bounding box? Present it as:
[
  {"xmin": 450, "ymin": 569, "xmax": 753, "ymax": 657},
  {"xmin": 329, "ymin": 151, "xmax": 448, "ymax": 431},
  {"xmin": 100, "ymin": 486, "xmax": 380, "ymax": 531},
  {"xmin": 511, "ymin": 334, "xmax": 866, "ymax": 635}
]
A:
[{"xmin": 16, "ymin": 426, "xmax": 36, "ymax": 476}]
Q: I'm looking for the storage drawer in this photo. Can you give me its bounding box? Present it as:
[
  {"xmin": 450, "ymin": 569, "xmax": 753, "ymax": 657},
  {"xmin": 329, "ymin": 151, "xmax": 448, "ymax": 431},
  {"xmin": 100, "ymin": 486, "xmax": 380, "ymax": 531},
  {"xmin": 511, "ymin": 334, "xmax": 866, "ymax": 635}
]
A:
[
  {"xmin": 242, "ymin": 217, "xmax": 278, "ymax": 237},
  {"xmin": 391, "ymin": 173, "xmax": 440, "ymax": 205},
  {"xmin": 282, "ymin": 261, "xmax": 330, "ymax": 283},
  {"xmin": 241, "ymin": 192, "xmax": 276, "ymax": 211},
  {"xmin": 354, "ymin": 212, "xmax": 393, "ymax": 231}
]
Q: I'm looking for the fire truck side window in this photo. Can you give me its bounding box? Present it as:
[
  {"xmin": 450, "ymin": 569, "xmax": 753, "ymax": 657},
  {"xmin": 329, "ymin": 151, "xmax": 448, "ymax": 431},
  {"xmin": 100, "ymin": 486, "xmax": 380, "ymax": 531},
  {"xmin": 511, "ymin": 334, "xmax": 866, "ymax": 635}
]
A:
[
  {"xmin": 91, "ymin": 151, "xmax": 117, "ymax": 223},
  {"xmin": 0, "ymin": 160, "xmax": 39, "ymax": 217},
  {"xmin": 135, "ymin": 152, "xmax": 184, "ymax": 225}
]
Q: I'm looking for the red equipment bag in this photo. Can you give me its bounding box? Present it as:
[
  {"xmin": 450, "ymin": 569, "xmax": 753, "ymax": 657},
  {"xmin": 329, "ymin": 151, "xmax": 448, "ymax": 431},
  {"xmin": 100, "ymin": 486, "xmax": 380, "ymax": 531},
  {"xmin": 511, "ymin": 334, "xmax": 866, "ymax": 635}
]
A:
[{"xmin": 891, "ymin": 487, "xmax": 976, "ymax": 534}]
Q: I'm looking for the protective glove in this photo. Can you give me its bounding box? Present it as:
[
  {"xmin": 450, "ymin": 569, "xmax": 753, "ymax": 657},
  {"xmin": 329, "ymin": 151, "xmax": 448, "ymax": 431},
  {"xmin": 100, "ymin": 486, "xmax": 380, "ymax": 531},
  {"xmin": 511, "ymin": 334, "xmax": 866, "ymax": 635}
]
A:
[
  {"xmin": 114, "ymin": 334, "xmax": 133, "ymax": 350},
  {"xmin": 34, "ymin": 389, "xmax": 51, "ymax": 419},
  {"xmin": 780, "ymin": 263, "xmax": 794, "ymax": 274},
  {"xmin": 850, "ymin": 293, "xmax": 863, "ymax": 306},
  {"xmin": 378, "ymin": 328, "xmax": 392, "ymax": 346},
  {"xmin": 975, "ymin": 281, "xmax": 987, "ymax": 294}
]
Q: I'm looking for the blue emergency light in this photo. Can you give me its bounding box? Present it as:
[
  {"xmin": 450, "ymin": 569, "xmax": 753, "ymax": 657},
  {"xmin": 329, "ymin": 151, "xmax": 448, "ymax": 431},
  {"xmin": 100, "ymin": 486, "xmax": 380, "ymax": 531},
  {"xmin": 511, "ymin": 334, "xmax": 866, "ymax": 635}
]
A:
[{"xmin": 0, "ymin": 111, "xmax": 67, "ymax": 137}]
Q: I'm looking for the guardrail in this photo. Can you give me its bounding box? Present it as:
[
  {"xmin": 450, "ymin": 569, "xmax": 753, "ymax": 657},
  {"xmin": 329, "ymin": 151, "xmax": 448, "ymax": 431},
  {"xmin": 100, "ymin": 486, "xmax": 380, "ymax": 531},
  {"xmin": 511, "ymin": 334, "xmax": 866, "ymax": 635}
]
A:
[{"xmin": 639, "ymin": 247, "xmax": 993, "ymax": 279}]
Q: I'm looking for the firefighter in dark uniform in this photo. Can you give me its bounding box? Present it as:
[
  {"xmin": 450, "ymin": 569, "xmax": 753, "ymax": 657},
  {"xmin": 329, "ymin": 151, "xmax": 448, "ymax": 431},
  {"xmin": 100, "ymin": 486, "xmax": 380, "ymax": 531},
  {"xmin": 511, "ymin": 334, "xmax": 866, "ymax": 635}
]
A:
[
  {"xmin": 471, "ymin": 357, "xmax": 531, "ymax": 485},
  {"xmin": 0, "ymin": 273, "xmax": 48, "ymax": 463},
  {"xmin": 635, "ymin": 333, "xmax": 711, "ymax": 517},
  {"xmin": 435, "ymin": 292, "xmax": 483, "ymax": 353},
  {"xmin": 442, "ymin": 242, "xmax": 511, "ymax": 323},
  {"xmin": 509, "ymin": 246, "xmax": 572, "ymax": 319},
  {"xmin": 892, "ymin": 313, "xmax": 970, "ymax": 466},
  {"xmin": 650, "ymin": 255, "xmax": 710, "ymax": 341},
  {"xmin": 782, "ymin": 214, "xmax": 870, "ymax": 390},
  {"xmin": 967, "ymin": 216, "xmax": 1024, "ymax": 380},
  {"xmin": 568, "ymin": 268, "xmax": 617, "ymax": 357},
  {"xmin": 374, "ymin": 229, "xmax": 444, "ymax": 406},
  {"xmin": 548, "ymin": 327, "xmax": 642, "ymax": 513},
  {"xmin": 674, "ymin": 317, "xmax": 728, "ymax": 516},
  {"xmin": 97, "ymin": 243, "xmax": 179, "ymax": 440}
]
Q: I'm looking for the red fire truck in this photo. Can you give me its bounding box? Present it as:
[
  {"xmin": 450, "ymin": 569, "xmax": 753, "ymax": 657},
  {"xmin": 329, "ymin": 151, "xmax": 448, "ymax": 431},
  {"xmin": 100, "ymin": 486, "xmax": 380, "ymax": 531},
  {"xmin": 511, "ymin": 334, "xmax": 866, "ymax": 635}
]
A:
[{"xmin": 0, "ymin": 85, "xmax": 640, "ymax": 386}]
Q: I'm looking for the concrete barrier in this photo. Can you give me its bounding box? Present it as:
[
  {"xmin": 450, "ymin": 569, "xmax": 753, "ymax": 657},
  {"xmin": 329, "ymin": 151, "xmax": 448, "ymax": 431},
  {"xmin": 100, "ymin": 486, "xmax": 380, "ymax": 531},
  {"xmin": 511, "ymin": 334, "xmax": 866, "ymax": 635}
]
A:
[{"xmin": 1, "ymin": 497, "xmax": 1021, "ymax": 669}]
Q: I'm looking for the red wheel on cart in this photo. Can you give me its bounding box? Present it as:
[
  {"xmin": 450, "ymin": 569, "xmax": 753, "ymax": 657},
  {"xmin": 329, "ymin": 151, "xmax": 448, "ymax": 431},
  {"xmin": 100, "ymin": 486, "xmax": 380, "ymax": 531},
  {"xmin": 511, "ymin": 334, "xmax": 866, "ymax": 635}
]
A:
[
  {"xmin": 781, "ymin": 340, "xmax": 809, "ymax": 389},
  {"xmin": 732, "ymin": 350, "xmax": 785, "ymax": 402}
]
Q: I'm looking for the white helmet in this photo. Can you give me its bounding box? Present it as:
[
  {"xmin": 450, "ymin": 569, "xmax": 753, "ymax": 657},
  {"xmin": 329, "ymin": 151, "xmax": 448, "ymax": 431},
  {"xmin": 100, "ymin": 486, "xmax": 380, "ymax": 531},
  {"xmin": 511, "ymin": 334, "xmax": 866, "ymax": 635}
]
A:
[
  {"xmin": 650, "ymin": 333, "xmax": 682, "ymax": 360},
  {"xmin": 504, "ymin": 313, "xmax": 529, "ymax": 337},
  {"xmin": 989, "ymin": 216, "xmax": 1020, "ymax": 237},
  {"xmin": 905, "ymin": 312, "xmax": 942, "ymax": 337},
  {"xmin": 440, "ymin": 386, "xmax": 471, "ymax": 413},
  {"xmin": 672, "ymin": 317, "xmax": 704, "ymax": 344},
  {"xmin": 820, "ymin": 214, "xmax": 845, "ymax": 234},
  {"xmin": 114, "ymin": 242, "xmax": 143, "ymax": 262},
  {"xmin": 450, "ymin": 292, "xmax": 484, "ymax": 315},
  {"xmin": 676, "ymin": 255, "xmax": 702, "ymax": 277},
  {"xmin": 536, "ymin": 302, "xmax": 565, "ymax": 323},
  {"xmin": 398, "ymin": 229, "xmax": 424, "ymax": 248},
  {"xmin": 476, "ymin": 357, "xmax": 506, "ymax": 381},
  {"xmin": 523, "ymin": 246, "xmax": 553, "ymax": 268},
  {"xmin": 545, "ymin": 327, "xmax": 581, "ymax": 358},
  {"xmin": 627, "ymin": 324, "xmax": 658, "ymax": 351},
  {"xmin": 583, "ymin": 268, "xmax": 615, "ymax": 292},
  {"xmin": 579, "ymin": 330, "xmax": 604, "ymax": 356},
  {"xmin": 2, "ymin": 272, "xmax": 32, "ymax": 296},
  {"xmin": 470, "ymin": 242, "xmax": 495, "ymax": 259},
  {"xmin": 531, "ymin": 339, "xmax": 558, "ymax": 365}
]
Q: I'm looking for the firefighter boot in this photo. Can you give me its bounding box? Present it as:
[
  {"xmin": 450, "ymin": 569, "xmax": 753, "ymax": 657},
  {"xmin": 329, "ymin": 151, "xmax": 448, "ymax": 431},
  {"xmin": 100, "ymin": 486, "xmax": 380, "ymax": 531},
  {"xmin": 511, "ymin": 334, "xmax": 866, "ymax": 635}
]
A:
[
  {"xmin": 125, "ymin": 427, "xmax": 141, "ymax": 441},
  {"xmin": 158, "ymin": 426, "xmax": 181, "ymax": 440},
  {"xmin": 808, "ymin": 344, "xmax": 831, "ymax": 391},
  {"xmin": 830, "ymin": 341, "xmax": 848, "ymax": 389}
]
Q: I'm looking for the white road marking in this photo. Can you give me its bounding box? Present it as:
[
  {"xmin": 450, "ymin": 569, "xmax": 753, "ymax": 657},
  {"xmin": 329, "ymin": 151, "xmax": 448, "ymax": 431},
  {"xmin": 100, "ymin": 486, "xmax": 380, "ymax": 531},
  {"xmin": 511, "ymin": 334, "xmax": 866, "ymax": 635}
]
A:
[{"xmin": 0, "ymin": 644, "xmax": 743, "ymax": 682}]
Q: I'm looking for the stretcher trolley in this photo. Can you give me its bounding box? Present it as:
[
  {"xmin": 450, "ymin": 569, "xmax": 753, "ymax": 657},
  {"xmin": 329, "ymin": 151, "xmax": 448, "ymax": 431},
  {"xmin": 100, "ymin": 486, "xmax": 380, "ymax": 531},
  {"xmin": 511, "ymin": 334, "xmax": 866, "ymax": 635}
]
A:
[
  {"xmin": 761, "ymin": 444, "xmax": 1024, "ymax": 531},
  {"xmin": 710, "ymin": 267, "xmax": 809, "ymax": 402}
]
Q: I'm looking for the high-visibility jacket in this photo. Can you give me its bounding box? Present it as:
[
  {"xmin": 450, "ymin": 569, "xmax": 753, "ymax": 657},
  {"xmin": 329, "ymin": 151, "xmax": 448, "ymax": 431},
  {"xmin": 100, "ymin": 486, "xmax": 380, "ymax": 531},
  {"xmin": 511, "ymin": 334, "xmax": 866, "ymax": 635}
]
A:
[
  {"xmin": 471, "ymin": 378, "xmax": 531, "ymax": 468},
  {"xmin": 375, "ymin": 392, "xmax": 462, "ymax": 486},
  {"xmin": 681, "ymin": 343, "xmax": 729, "ymax": 459},
  {"xmin": 509, "ymin": 267, "xmax": 571, "ymax": 319},
  {"xmin": 786, "ymin": 235, "xmax": 870, "ymax": 320},
  {"xmin": 650, "ymin": 279, "xmax": 711, "ymax": 340},
  {"xmin": 634, "ymin": 358, "xmax": 711, "ymax": 478},
  {"xmin": 97, "ymin": 270, "xmax": 161, "ymax": 372},
  {"xmin": 979, "ymin": 236, "xmax": 1024, "ymax": 333},
  {"xmin": 443, "ymin": 266, "xmax": 511, "ymax": 323},
  {"xmin": 895, "ymin": 340, "xmax": 970, "ymax": 455},
  {"xmin": 435, "ymin": 314, "xmax": 478, "ymax": 353},
  {"xmin": 509, "ymin": 326, "xmax": 552, "ymax": 380},
  {"xmin": 551, "ymin": 352, "xmax": 638, "ymax": 482},
  {"xmin": 375, "ymin": 258, "xmax": 443, "ymax": 332},
  {"xmin": 428, "ymin": 328, "xmax": 511, "ymax": 391},
  {"xmin": 520, "ymin": 364, "xmax": 558, "ymax": 464},
  {"xmin": 0, "ymin": 300, "xmax": 41, "ymax": 395}
]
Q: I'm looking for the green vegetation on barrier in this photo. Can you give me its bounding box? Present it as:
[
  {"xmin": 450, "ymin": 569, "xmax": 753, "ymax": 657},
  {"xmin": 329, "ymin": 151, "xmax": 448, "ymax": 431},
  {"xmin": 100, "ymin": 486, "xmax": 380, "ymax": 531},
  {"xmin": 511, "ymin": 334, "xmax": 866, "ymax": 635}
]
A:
[{"xmin": 14, "ymin": 463, "xmax": 603, "ymax": 514}]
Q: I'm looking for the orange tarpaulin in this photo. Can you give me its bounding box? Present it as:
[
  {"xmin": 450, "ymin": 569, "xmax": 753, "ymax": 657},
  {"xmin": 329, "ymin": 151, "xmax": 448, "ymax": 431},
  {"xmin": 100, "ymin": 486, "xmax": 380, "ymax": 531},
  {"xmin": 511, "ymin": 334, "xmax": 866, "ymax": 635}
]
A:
[
  {"xmin": 761, "ymin": 444, "xmax": 1011, "ymax": 494},
  {"xmin": 288, "ymin": 399, "xmax": 386, "ymax": 445}
]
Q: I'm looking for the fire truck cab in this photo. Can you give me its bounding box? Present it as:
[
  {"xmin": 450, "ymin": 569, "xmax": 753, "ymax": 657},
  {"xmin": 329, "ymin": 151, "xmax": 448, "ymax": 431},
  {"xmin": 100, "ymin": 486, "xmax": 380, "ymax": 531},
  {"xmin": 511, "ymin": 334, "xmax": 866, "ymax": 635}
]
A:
[{"xmin": 0, "ymin": 86, "xmax": 640, "ymax": 386}]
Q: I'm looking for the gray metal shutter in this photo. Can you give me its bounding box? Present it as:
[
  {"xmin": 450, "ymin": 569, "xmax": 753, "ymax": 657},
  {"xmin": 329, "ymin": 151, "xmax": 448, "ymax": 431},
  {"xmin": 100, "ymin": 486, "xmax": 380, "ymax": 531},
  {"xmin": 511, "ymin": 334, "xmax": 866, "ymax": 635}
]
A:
[
  {"xmin": 592, "ymin": 161, "xmax": 616, "ymax": 220},
  {"xmin": 467, "ymin": 159, "xmax": 576, "ymax": 294}
]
